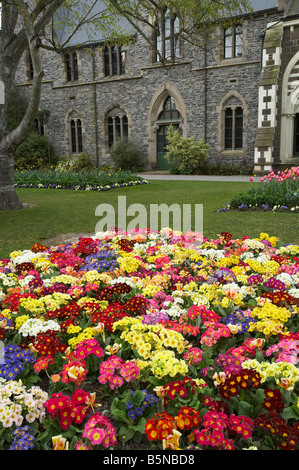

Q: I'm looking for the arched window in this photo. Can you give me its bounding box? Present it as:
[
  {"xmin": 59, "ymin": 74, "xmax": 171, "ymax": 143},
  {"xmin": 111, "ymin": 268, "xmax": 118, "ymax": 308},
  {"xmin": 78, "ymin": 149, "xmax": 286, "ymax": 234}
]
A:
[
  {"xmin": 69, "ymin": 116, "xmax": 83, "ymax": 153},
  {"xmin": 217, "ymin": 92, "xmax": 246, "ymax": 153},
  {"xmin": 106, "ymin": 107, "xmax": 128, "ymax": 147},
  {"xmin": 155, "ymin": 9, "xmax": 180, "ymax": 62},
  {"xmin": 157, "ymin": 96, "xmax": 181, "ymax": 121},
  {"xmin": 65, "ymin": 52, "xmax": 79, "ymax": 82},
  {"xmin": 225, "ymin": 107, "xmax": 243, "ymax": 150},
  {"xmin": 224, "ymin": 24, "xmax": 243, "ymax": 59},
  {"xmin": 104, "ymin": 45, "xmax": 126, "ymax": 77}
]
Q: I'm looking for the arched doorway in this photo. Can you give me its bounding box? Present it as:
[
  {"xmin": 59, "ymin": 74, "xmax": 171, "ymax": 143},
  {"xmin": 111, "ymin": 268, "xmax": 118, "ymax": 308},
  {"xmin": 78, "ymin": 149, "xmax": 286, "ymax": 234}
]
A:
[
  {"xmin": 156, "ymin": 96, "xmax": 182, "ymax": 170},
  {"xmin": 280, "ymin": 52, "xmax": 299, "ymax": 164}
]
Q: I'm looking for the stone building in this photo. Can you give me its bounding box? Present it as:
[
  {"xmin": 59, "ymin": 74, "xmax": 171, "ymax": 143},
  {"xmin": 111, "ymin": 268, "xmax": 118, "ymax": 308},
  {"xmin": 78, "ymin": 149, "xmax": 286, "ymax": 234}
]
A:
[{"xmin": 15, "ymin": 0, "xmax": 299, "ymax": 173}]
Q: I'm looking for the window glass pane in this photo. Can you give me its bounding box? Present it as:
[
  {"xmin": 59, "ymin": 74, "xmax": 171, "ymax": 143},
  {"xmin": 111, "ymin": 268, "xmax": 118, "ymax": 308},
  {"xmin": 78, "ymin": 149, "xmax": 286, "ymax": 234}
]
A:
[
  {"xmin": 234, "ymin": 25, "xmax": 243, "ymax": 57},
  {"xmin": 156, "ymin": 33, "xmax": 162, "ymax": 61},
  {"xmin": 123, "ymin": 116, "xmax": 128, "ymax": 137},
  {"xmin": 224, "ymin": 28, "xmax": 232, "ymax": 59},
  {"xmin": 104, "ymin": 47, "xmax": 110, "ymax": 76},
  {"xmin": 158, "ymin": 96, "xmax": 181, "ymax": 121},
  {"xmin": 157, "ymin": 126, "xmax": 168, "ymax": 152},
  {"xmin": 71, "ymin": 120, "xmax": 77, "ymax": 153},
  {"xmin": 173, "ymin": 16, "xmax": 180, "ymax": 59},
  {"xmin": 165, "ymin": 15, "xmax": 171, "ymax": 39},
  {"xmin": 108, "ymin": 117, "xmax": 114, "ymax": 147},
  {"xmin": 235, "ymin": 107, "xmax": 243, "ymax": 149},
  {"xmin": 72, "ymin": 53, "xmax": 78, "ymax": 81},
  {"xmin": 120, "ymin": 46, "xmax": 125, "ymax": 75},
  {"xmin": 225, "ymin": 108, "xmax": 233, "ymax": 149},
  {"xmin": 115, "ymin": 116, "xmax": 121, "ymax": 139},
  {"xmin": 66, "ymin": 54, "xmax": 72, "ymax": 81},
  {"xmin": 77, "ymin": 120, "xmax": 83, "ymax": 152},
  {"xmin": 112, "ymin": 47, "xmax": 118, "ymax": 76}
]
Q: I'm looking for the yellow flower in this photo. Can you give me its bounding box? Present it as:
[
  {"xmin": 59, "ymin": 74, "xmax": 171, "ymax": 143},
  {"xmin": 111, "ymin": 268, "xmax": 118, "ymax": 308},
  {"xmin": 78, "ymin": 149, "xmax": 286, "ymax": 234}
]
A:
[
  {"xmin": 15, "ymin": 315, "xmax": 29, "ymax": 329},
  {"xmin": 52, "ymin": 435, "xmax": 69, "ymax": 450}
]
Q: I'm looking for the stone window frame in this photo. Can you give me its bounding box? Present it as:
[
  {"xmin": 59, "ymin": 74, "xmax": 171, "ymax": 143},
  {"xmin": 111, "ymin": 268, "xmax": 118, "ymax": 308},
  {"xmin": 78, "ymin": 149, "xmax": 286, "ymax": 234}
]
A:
[
  {"xmin": 217, "ymin": 21, "xmax": 246, "ymax": 64},
  {"xmin": 103, "ymin": 104, "xmax": 130, "ymax": 152},
  {"xmin": 101, "ymin": 44, "xmax": 126, "ymax": 78},
  {"xmin": 224, "ymin": 24, "xmax": 243, "ymax": 59},
  {"xmin": 217, "ymin": 91, "xmax": 248, "ymax": 156},
  {"xmin": 62, "ymin": 50, "xmax": 80, "ymax": 83},
  {"xmin": 224, "ymin": 106, "xmax": 243, "ymax": 150},
  {"xmin": 153, "ymin": 7, "xmax": 181, "ymax": 63},
  {"xmin": 65, "ymin": 108, "xmax": 85, "ymax": 156}
]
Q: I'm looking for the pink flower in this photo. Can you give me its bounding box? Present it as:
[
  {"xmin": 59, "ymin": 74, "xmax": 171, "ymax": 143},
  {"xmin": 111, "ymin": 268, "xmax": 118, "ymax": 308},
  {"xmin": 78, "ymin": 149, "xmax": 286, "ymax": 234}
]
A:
[{"xmin": 88, "ymin": 428, "xmax": 105, "ymax": 445}]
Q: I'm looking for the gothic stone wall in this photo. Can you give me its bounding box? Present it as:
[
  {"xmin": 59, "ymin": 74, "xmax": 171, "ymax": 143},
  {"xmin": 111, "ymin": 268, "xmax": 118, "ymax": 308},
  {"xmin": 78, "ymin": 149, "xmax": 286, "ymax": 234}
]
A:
[{"xmin": 15, "ymin": 10, "xmax": 281, "ymax": 170}]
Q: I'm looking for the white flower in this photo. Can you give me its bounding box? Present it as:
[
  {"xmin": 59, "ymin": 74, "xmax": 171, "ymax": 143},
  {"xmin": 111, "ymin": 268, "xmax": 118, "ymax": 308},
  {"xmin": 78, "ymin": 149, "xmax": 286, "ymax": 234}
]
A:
[
  {"xmin": 2, "ymin": 416, "xmax": 13, "ymax": 428},
  {"xmin": 276, "ymin": 273, "xmax": 293, "ymax": 287},
  {"xmin": 25, "ymin": 412, "xmax": 36, "ymax": 423},
  {"xmin": 289, "ymin": 288, "xmax": 299, "ymax": 298},
  {"xmin": 14, "ymin": 414, "xmax": 24, "ymax": 426}
]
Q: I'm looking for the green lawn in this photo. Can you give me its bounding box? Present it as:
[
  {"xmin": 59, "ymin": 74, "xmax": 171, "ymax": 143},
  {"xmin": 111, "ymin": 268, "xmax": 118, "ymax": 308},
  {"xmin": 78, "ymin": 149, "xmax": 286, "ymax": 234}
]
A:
[{"xmin": 0, "ymin": 181, "xmax": 298, "ymax": 259}]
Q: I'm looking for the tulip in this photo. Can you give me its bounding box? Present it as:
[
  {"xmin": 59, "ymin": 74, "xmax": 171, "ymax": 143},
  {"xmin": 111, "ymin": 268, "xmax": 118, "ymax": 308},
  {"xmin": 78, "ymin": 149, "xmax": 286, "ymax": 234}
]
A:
[
  {"xmin": 276, "ymin": 377, "xmax": 294, "ymax": 391},
  {"xmin": 68, "ymin": 365, "xmax": 86, "ymax": 381},
  {"xmin": 52, "ymin": 435, "xmax": 69, "ymax": 450}
]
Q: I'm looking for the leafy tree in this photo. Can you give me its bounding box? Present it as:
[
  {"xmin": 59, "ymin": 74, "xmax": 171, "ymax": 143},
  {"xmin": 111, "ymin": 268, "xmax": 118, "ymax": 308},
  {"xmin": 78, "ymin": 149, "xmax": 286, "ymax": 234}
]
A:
[{"xmin": 0, "ymin": 0, "xmax": 252, "ymax": 209}]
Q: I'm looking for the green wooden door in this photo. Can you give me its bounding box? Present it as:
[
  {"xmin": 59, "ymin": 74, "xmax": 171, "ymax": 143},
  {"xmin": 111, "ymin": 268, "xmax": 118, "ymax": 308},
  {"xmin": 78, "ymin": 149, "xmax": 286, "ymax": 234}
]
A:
[{"xmin": 156, "ymin": 124, "xmax": 179, "ymax": 170}]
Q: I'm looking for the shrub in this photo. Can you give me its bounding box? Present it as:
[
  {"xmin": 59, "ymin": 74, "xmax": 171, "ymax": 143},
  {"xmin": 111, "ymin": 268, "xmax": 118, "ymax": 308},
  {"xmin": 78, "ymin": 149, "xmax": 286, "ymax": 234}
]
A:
[
  {"xmin": 73, "ymin": 153, "xmax": 94, "ymax": 171},
  {"xmin": 165, "ymin": 125, "xmax": 210, "ymax": 175},
  {"xmin": 109, "ymin": 138, "xmax": 143, "ymax": 171},
  {"xmin": 55, "ymin": 154, "xmax": 94, "ymax": 172},
  {"xmin": 16, "ymin": 131, "xmax": 56, "ymax": 169},
  {"xmin": 55, "ymin": 156, "xmax": 76, "ymax": 172}
]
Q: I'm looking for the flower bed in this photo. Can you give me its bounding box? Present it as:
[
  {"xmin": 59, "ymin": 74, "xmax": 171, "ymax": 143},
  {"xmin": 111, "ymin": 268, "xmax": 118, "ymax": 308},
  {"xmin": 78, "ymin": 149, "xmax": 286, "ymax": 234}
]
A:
[
  {"xmin": 219, "ymin": 167, "xmax": 299, "ymax": 212},
  {"xmin": 14, "ymin": 169, "xmax": 149, "ymax": 192},
  {"xmin": 0, "ymin": 229, "xmax": 298, "ymax": 451}
]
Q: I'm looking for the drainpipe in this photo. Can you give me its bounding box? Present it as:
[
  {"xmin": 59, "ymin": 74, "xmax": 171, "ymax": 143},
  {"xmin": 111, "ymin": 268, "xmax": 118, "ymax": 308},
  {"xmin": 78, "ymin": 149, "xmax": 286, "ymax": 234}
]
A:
[
  {"xmin": 204, "ymin": 45, "xmax": 207, "ymax": 143},
  {"xmin": 259, "ymin": 31, "xmax": 265, "ymax": 70},
  {"xmin": 92, "ymin": 51, "xmax": 99, "ymax": 167}
]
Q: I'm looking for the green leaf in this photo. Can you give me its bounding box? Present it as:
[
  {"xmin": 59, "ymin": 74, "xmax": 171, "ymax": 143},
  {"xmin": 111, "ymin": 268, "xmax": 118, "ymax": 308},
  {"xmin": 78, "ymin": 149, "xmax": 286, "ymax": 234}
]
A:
[
  {"xmin": 283, "ymin": 406, "xmax": 299, "ymax": 420},
  {"xmin": 238, "ymin": 400, "xmax": 253, "ymax": 418},
  {"xmin": 118, "ymin": 426, "xmax": 135, "ymax": 442},
  {"xmin": 131, "ymin": 390, "xmax": 146, "ymax": 407},
  {"xmin": 147, "ymin": 376, "xmax": 163, "ymax": 386}
]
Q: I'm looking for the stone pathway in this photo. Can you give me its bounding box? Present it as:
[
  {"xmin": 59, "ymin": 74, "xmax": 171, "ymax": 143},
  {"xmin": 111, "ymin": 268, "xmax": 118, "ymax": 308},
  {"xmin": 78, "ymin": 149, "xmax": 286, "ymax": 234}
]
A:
[
  {"xmin": 42, "ymin": 232, "xmax": 95, "ymax": 247},
  {"xmin": 137, "ymin": 173, "xmax": 257, "ymax": 182}
]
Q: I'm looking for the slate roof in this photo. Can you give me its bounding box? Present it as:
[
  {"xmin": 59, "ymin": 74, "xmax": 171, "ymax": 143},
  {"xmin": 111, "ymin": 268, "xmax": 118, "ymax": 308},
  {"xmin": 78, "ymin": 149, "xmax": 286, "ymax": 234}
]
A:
[
  {"xmin": 54, "ymin": 0, "xmax": 280, "ymax": 48},
  {"xmin": 286, "ymin": 0, "xmax": 299, "ymax": 17},
  {"xmin": 242, "ymin": 0, "xmax": 279, "ymax": 14}
]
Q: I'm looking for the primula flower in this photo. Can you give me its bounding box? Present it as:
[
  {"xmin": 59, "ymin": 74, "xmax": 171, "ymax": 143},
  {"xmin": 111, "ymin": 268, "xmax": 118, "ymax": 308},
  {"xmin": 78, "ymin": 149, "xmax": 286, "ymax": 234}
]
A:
[
  {"xmin": 145, "ymin": 412, "xmax": 176, "ymax": 441},
  {"xmin": 82, "ymin": 411, "xmax": 117, "ymax": 448},
  {"xmin": 34, "ymin": 355, "xmax": 54, "ymax": 373}
]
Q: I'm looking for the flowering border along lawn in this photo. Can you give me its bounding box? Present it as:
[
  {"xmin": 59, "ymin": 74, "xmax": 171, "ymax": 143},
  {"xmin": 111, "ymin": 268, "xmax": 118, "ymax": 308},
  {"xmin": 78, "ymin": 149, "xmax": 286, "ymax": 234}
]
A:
[
  {"xmin": 14, "ymin": 168, "xmax": 150, "ymax": 192},
  {"xmin": 0, "ymin": 228, "xmax": 298, "ymax": 451},
  {"xmin": 219, "ymin": 166, "xmax": 299, "ymax": 213}
]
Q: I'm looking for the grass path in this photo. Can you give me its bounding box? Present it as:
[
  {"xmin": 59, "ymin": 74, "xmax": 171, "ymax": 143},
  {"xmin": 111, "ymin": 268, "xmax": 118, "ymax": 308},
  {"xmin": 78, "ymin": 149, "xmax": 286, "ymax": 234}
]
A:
[{"xmin": 0, "ymin": 181, "xmax": 298, "ymax": 259}]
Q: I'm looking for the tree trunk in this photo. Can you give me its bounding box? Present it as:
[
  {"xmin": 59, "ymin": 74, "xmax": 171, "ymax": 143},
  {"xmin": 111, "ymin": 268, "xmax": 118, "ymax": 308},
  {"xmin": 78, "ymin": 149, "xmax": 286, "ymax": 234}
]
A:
[{"xmin": 0, "ymin": 151, "xmax": 23, "ymax": 210}]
